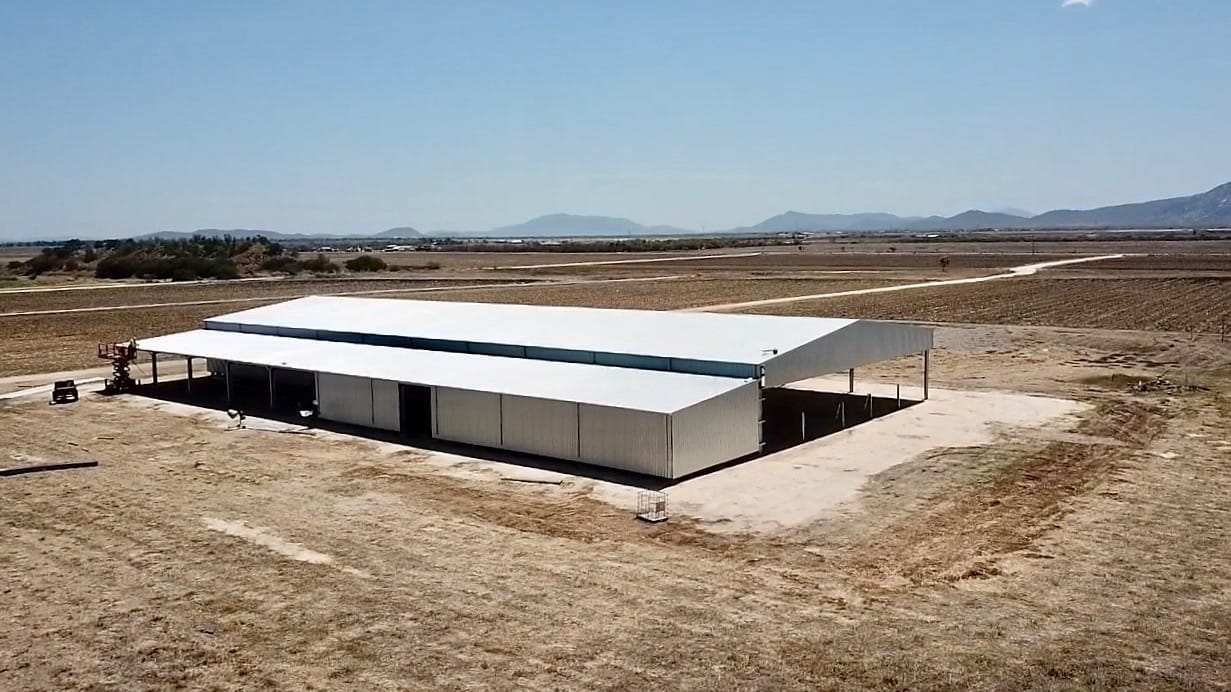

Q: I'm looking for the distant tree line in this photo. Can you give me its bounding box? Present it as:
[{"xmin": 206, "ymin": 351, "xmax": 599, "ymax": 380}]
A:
[
  {"xmin": 2, "ymin": 236, "xmax": 415, "ymax": 281},
  {"xmin": 7, "ymin": 235, "xmax": 292, "ymax": 281}
]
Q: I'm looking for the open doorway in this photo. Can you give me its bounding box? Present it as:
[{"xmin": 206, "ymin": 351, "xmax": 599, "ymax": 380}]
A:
[
  {"xmin": 761, "ymin": 387, "xmax": 919, "ymax": 454},
  {"xmin": 271, "ymin": 368, "xmax": 316, "ymax": 414},
  {"xmin": 227, "ymin": 363, "xmax": 272, "ymax": 411},
  {"xmin": 399, "ymin": 384, "xmax": 432, "ymax": 438}
]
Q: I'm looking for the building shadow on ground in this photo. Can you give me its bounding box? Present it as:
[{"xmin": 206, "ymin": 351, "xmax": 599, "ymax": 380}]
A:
[{"xmin": 130, "ymin": 377, "xmax": 920, "ymax": 491}]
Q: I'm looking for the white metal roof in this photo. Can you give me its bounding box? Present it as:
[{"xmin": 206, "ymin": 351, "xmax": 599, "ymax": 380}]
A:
[
  {"xmin": 205, "ymin": 296, "xmax": 858, "ymax": 365},
  {"xmin": 137, "ymin": 329, "xmax": 752, "ymax": 414}
]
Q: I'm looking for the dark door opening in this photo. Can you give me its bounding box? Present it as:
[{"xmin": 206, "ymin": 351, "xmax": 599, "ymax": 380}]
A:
[
  {"xmin": 228, "ymin": 363, "xmax": 272, "ymax": 412},
  {"xmin": 400, "ymin": 384, "xmax": 432, "ymax": 437},
  {"xmin": 272, "ymin": 368, "xmax": 316, "ymax": 414},
  {"xmin": 761, "ymin": 387, "xmax": 918, "ymax": 453}
]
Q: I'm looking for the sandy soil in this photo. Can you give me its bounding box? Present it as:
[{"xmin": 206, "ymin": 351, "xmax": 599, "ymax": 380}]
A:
[
  {"xmin": 2, "ymin": 321, "xmax": 1230, "ymax": 689},
  {"xmin": 5, "ymin": 242, "xmax": 1231, "ymax": 688}
]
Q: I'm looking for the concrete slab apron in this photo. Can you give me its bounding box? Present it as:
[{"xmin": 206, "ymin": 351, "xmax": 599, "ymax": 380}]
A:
[{"xmin": 666, "ymin": 387, "xmax": 1089, "ymax": 533}]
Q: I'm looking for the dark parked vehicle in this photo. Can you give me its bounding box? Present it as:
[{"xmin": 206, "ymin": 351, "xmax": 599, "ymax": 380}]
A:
[{"xmin": 50, "ymin": 380, "xmax": 79, "ymax": 404}]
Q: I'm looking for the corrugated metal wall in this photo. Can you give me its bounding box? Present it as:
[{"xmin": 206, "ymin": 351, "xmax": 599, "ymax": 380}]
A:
[
  {"xmin": 666, "ymin": 358, "xmax": 759, "ymax": 379},
  {"xmin": 433, "ymin": 387, "xmax": 502, "ymax": 447},
  {"xmin": 594, "ymin": 352, "xmax": 671, "ymax": 371},
  {"xmin": 670, "ymin": 382, "xmax": 763, "ymax": 478},
  {"xmin": 204, "ymin": 320, "xmax": 762, "ymax": 381},
  {"xmin": 578, "ymin": 405, "xmax": 669, "ymax": 476},
  {"xmin": 500, "ymin": 395, "xmax": 580, "ymax": 460},
  {"xmin": 764, "ymin": 321, "xmax": 933, "ymax": 387},
  {"xmin": 371, "ymin": 379, "xmax": 401, "ymax": 432},
  {"xmin": 318, "ymin": 373, "xmax": 375, "ymax": 427},
  {"xmin": 524, "ymin": 346, "xmax": 595, "ymax": 363},
  {"xmin": 469, "ymin": 343, "xmax": 526, "ymax": 358}
]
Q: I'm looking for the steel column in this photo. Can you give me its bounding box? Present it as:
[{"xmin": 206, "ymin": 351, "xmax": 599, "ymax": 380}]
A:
[
  {"xmin": 150, "ymin": 352, "xmax": 158, "ymax": 384},
  {"xmin": 186, "ymin": 357, "xmax": 192, "ymax": 393},
  {"xmin": 848, "ymin": 368, "xmax": 855, "ymax": 393},
  {"xmin": 224, "ymin": 361, "xmax": 232, "ymax": 403},
  {"xmin": 923, "ymin": 350, "xmax": 930, "ymax": 400}
]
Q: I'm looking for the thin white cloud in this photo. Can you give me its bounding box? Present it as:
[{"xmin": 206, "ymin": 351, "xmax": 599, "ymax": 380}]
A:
[{"xmin": 1062, "ymin": 0, "xmax": 1095, "ymax": 6}]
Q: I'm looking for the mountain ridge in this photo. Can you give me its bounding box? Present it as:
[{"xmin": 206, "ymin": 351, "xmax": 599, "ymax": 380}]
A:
[{"xmin": 109, "ymin": 179, "xmax": 1231, "ymax": 241}]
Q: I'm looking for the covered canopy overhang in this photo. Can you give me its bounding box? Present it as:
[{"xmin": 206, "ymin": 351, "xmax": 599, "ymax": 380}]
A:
[{"xmin": 135, "ymin": 329, "xmax": 755, "ymax": 414}]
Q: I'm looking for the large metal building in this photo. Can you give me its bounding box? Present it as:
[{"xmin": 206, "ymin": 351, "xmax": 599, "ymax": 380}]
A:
[{"xmin": 135, "ymin": 296, "xmax": 933, "ymax": 479}]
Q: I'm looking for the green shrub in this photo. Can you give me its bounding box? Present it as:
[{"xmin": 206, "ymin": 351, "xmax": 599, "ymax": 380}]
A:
[
  {"xmin": 299, "ymin": 254, "xmax": 340, "ymax": 273},
  {"xmin": 345, "ymin": 254, "xmax": 387, "ymax": 272},
  {"xmin": 24, "ymin": 254, "xmax": 60, "ymax": 276},
  {"xmin": 261, "ymin": 255, "xmax": 300, "ymax": 274}
]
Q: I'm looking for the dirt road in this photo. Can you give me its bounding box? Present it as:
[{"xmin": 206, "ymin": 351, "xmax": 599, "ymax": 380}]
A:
[{"xmin": 694, "ymin": 254, "xmax": 1128, "ymax": 312}]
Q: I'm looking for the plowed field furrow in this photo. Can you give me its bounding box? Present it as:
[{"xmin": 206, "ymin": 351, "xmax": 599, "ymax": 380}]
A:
[{"xmin": 753, "ymin": 278, "xmax": 1231, "ymax": 333}]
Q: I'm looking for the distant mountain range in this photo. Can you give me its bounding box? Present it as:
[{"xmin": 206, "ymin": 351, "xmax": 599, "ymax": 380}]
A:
[
  {"xmin": 488, "ymin": 213, "xmax": 693, "ymax": 237},
  {"xmin": 1026, "ymin": 182, "xmax": 1231, "ymax": 228},
  {"xmin": 125, "ymin": 180, "xmax": 1231, "ymax": 241},
  {"xmin": 737, "ymin": 181, "xmax": 1231, "ymax": 233}
]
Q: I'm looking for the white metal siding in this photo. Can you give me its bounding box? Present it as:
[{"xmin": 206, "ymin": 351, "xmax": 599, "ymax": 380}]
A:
[
  {"xmin": 371, "ymin": 379, "xmax": 401, "ymax": 432},
  {"xmin": 763, "ymin": 321, "xmax": 934, "ymax": 388},
  {"xmin": 500, "ymin": 395, "xmax": 580, "ymax": 461},
  {"xmin": 670, "ymin": 381, "xmax": 763, "ymax": 478},
  {"xmin": 318, "ymin": 373, "xmax": 374, "ymax": 427},
  {"xmin": 434, "ymin": 387, "xmax": 502, "ymax": 447},
  {"xmin": 578, "ymin": 405, "xmax": 669, "ymax": 477}
]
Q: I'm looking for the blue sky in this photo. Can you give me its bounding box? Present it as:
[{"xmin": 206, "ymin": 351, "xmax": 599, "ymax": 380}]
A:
[{"xmin": 2, "ymin": 0, "xmax": 1229, "ymax": 238}]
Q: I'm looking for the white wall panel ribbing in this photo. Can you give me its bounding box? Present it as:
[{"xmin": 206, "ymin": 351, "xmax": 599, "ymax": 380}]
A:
[
  {"xmin": 318, "ymin": 373, "xmax": 375, "ymax": 427},
  {"xmin": 500, "ymin": 395, "xmax": 580, "ymax": 461},
  {"xmin": 763, "ymin": 321, "xmax": 933, "ymax": 388},
  {"xmin": 670, "ymin": 381, "xmax": 763, "ymax": 478},
  {"xmin": 434, "ymin": 387, "xmax": 502, "ymax": 447},
  {"xmin": 578, "ymin": 405, "xmax": 669, "ymax": 477},
  {"xmin": 371, "ymin": 379, "xmax": 401, "ymax": 432}
]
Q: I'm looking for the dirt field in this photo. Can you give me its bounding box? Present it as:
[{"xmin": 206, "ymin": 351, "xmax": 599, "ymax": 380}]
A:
[
  {"xmin": 0, "ymin": 276, "xmax": 526, "ymax": 315},
  {"xmin": 412, "ymin": 276, "xmax": 910, "ymax": 311},
  {"xmin": 0, "ymin": 246, "xmax": 38, "ymax": 263},
  {"xmin": 331, "ymin": 249, "xmax": 742, "ymax": 269},
  {"xmin": 2, "ymin": 324, "xmax": 1229, "ymax": 689},
  {"xmin": 751, "ymin": 277, "xmax": 1231, "ymax": 333},
  {"xmin": 5, "ymin": 240, "xmax": 1231, "ymax": 688},
  {"xmin": 523, "ymin": 251, "xmax": 1079, "ymax": 273}
]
